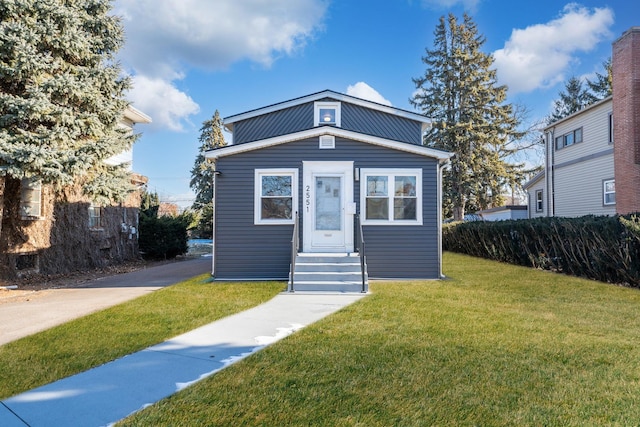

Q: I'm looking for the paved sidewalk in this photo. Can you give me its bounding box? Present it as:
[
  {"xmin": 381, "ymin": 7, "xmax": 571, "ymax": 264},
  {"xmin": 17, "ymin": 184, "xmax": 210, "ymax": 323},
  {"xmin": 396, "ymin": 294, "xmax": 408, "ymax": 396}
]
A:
[
  {"xmin": 0, "ymin": 257, "xmax": 212, "ymax": 346},
  {"xmin": 0, "ymin": 292, "xmax": 365, "ymax": 426}
]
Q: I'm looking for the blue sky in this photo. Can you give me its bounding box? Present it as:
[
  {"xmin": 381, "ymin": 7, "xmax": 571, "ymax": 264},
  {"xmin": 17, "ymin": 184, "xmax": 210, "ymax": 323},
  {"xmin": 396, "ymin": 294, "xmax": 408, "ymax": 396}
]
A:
[{"xmin": 113, "ymin": 0, "xmax": 639, "ymax": 208}]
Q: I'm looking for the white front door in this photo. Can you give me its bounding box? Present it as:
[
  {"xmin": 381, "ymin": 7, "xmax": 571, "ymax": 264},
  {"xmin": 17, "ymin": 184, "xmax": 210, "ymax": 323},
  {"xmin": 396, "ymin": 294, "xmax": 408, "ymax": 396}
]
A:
[{"xmin": 303, "ymin": 161, "xmax": 354, "ymax": 253}]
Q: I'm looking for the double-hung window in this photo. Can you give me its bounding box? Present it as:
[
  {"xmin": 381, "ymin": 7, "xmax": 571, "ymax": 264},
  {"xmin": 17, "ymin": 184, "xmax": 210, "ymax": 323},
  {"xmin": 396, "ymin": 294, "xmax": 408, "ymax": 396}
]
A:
[
  {"xmin": 89, "ymin": 204, "xmax": 103, "ymax": 229},
  {"xmin": 360, "ymin": 169, "xmax": 422, "ymax": 225},
  {"xmin": 535, "ymin": 190, "xmax": 543, "ymax": 213},
  {"xmin": 603, "ymin": 179, "xmax": 615, "ymax": 206},
  {"xmin": 254, "ymin": 169, "xmax": 298, "ymax": 224}
]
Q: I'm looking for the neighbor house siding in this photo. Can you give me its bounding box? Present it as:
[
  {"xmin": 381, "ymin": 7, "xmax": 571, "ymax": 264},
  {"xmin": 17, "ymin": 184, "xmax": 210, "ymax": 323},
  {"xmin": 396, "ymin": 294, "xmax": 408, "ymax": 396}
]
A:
[
  {"xmin": 527, "ymin": 177, "xmax": 546, "ymax": 218},
  {"xmin": 552, "ymin": 99, "xmax": 612, "ymax": 164},
  {"xmin": 554, "ymin": 154, "xmax": 616, "ymax": 217},
  {"xmin": 548, "ymin": 98, "xmax": 615, "ymax": 217},
  {"xmin": 214, "ymin": 137, "xmax": 440, "ymax": 280}
]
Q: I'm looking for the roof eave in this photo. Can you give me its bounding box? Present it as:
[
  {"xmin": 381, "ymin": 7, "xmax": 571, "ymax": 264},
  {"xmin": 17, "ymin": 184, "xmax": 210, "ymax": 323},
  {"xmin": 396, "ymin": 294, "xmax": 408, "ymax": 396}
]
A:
[{"xmin": 205, "ymin": 126, "xmax": 452, "ymax": 161}]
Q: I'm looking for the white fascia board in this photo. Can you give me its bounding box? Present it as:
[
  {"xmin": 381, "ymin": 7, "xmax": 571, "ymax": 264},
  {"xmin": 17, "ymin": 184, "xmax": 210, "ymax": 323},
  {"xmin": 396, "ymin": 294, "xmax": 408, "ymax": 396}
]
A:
[
  {"xmin": 205, "ymin": 127, "xmax": 452, "ymax": 161},
  {"xmin": 124, "ymin": 105, "xmax": 152, "ymax": 124},
  {"xmin": 223, "ymin": 90, "xmax": 431, "ymax": 132}
]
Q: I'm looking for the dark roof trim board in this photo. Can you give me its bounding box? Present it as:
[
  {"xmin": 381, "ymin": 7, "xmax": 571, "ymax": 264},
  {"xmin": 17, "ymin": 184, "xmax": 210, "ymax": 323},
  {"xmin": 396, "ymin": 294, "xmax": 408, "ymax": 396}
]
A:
[
  {"xmin": 223, "ymin": 89, "xmax": 432, "ymax": 133},
  {"xmin": 205, "ymin": 126, "xmax": 453, "ymax": 161}
]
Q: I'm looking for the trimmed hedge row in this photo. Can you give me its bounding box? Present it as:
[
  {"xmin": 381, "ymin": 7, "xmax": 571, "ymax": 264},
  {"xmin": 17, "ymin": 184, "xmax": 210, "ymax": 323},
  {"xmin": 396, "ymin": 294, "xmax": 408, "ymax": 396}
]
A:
[{"xmin": 443, "ymin": 214, "xmax": 640, "ymax": 287}]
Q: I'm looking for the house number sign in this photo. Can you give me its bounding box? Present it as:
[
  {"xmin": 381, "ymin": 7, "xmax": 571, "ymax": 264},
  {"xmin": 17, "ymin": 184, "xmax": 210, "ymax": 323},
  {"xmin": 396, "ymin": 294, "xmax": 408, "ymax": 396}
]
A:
[{"xmin": 305, "ymin": 185, "xmax": 311, "ymax": 212}]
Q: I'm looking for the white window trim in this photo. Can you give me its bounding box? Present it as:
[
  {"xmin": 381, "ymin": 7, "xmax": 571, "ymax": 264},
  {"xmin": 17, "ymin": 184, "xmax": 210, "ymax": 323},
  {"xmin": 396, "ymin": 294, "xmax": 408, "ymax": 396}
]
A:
[
  {"xmin": 535, "ymin": 190, "xmax": 543, "ymax": 213},
  {"xmin": 254, "ymin": 169, "xmax": 299, "ymax": 225},
  {"xmin": 314, "ymin": 101, "xmax": 341, "ymax": 127},
  {"xmin": 360, "ymin": 168, "xmax": 422, "ymax": 225},
  {"xmin": 603, "ymin": 178, "xmax": 615, "ymax": 206}
]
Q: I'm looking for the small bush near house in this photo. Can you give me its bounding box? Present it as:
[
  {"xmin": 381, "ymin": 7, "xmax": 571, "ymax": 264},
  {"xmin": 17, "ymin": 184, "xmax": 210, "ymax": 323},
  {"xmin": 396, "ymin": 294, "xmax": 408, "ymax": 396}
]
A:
[
  {"xmin": 443, "ymin": 214, "xmax": 640, "ymax": 287},
  {"xmin": 138, "ymin": 214, "xmax": 190, "ymax": 260},
  {"xmin": 138, "ymin": 191, "xmax": 190, "ymax": 260}
]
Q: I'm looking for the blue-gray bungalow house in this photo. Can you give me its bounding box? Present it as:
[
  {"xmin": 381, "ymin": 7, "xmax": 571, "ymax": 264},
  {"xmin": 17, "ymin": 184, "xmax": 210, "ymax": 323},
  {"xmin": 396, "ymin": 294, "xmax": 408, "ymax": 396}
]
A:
[{"xmin": 205, "ymin": 90, "xmax": 452, "ymax": 291}]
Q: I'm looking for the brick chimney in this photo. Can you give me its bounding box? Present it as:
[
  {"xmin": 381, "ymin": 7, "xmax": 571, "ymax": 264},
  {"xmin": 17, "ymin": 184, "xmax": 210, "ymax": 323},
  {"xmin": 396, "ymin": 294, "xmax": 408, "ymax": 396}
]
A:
[{"xmin": 612, "ymin": 27, "xmax": 640, "ymax": 215}]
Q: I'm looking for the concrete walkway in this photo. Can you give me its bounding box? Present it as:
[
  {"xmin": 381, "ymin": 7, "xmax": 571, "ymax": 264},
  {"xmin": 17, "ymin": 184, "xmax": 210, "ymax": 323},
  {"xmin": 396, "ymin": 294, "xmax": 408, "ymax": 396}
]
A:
[{"xmin": 0, "ymin": 262, "xmax": 366, "ymax": 426}]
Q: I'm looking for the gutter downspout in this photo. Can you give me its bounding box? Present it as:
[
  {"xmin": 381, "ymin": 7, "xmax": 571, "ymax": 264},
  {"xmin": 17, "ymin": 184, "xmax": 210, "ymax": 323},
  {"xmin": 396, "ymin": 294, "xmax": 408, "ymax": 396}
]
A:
[
  {"xmin": 437, "ymin": 158, "xmax": 448, "ymax": 279},
  {"xmin": 548, "ymin": 128, "xmax": 555, "ymax": 217},
  {"xmin": 211, "ymin": 161, "xmax": 217, "ymax": 278}
]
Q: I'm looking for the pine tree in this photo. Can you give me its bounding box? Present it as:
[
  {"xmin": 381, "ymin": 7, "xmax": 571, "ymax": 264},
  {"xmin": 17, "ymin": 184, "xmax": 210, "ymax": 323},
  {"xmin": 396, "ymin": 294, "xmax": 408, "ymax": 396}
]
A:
[
  {"xmin": 547, "ymin": 76, "xmax": 592, "ymax": 124},
  {"xmin": 411, "ymin": 13, "xmax": 524, "ymax": 221},
  {"xmin": 189, "ymin": 110, "xmax": 226, "ymax": 238},
  {"xmin": 585, "ymin": 58, "xmax": 612, "ymax": 103},
  {"xmin": 0, "ymin": 0, "xmax": 135, "ymax": 203}
]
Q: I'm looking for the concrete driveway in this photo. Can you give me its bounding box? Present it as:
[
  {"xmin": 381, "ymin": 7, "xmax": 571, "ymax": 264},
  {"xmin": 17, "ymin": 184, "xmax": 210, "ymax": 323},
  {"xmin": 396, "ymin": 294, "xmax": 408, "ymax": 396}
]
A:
[{"xmin": 0, "ymin": 257, "xmax": 211, "ymax": 346}]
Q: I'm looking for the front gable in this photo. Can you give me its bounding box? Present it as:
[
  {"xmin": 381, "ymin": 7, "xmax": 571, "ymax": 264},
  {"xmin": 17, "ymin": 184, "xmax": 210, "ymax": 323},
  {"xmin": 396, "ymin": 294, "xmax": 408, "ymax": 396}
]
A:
[{"xmin": 225, "ymin": 90, "xmax": 430, "ymax": 146}]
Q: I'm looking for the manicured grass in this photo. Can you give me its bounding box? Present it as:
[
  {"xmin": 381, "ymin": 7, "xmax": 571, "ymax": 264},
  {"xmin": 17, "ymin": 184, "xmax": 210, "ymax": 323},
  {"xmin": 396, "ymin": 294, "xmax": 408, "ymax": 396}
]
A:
[
  {"xmin": 0, "ymin": 276, "xmax": 283, "ymax": 398},
  {"xmin": 121, "ymin": 253, "xmax": 640, "ymax": 426}
]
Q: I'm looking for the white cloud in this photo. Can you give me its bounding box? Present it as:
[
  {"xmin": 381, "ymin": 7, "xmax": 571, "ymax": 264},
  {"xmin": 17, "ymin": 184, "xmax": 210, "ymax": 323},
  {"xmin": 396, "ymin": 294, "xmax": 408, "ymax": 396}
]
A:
[
  {"xmin": 493, "ymin": 4, "xmax": 614, "ymax": 94},
  {"xmin": 114, "ymin": 0, "xmax": 328, "ymax": 130},
  {"xmin": 346, "ymin": 82, "xmax": 392, "ymax": 106},
  {"xmin": 127, "ymin": 75, "xmax": 200, "ymax": 132}
]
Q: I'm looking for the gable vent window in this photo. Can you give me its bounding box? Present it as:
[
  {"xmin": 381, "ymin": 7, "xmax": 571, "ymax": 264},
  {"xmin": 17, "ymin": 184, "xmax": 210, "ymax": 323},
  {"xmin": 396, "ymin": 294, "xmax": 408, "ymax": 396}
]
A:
[
  {"xmin": 20, "ymin": 178, "xmax": 42, "ymax": 219},
  {"xmin": 314, "ymin": 102, "xmax": 341, "ymax": 127},
  {"xmin": 319, "ymin": 135, "xmax": 335, "ymax": 149}
]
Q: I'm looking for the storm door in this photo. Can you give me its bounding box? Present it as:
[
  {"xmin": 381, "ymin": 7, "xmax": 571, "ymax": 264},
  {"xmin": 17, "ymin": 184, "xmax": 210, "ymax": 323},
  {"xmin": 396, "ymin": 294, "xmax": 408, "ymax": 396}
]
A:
[{"xmin": 302, "ymin": 161, "xmax": 354, "ymax": 252}]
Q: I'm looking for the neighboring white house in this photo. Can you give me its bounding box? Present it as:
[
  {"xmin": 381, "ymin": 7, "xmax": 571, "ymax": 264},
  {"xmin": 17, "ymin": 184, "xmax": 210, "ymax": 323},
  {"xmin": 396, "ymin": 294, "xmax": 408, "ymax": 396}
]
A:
[
  {"xmin": 525, "ymin": 97, "xmax": 615, "ymax": 218},
  {"xmin": 477, "ymin": 205, "xmax": 528, "ymax": 221},
  {"xmin": 525, "ymin": 26, "xmax": 640, "ymax": 218}
]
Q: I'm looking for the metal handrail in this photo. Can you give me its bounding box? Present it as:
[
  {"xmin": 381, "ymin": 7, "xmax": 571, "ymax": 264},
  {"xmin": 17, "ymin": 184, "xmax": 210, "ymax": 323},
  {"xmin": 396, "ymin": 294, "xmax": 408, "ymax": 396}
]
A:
[
  {"xmin": 289, "ymin": 211, "xmax": 299, "ymax": 292},
  {"xmin": 356, "ymin": 213, "xmax": 367, "ymax": 293}
]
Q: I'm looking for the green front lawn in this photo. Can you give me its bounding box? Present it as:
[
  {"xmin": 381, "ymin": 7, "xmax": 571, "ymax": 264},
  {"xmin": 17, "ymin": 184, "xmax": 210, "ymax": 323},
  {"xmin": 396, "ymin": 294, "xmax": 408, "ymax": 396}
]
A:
[
  {"xmin": 121, "ymin": 253, "xmax": 640, "ymax": 426},
  {"xmin": 0, "ymin": 277, "xmax": 283, "ymax": 398}
]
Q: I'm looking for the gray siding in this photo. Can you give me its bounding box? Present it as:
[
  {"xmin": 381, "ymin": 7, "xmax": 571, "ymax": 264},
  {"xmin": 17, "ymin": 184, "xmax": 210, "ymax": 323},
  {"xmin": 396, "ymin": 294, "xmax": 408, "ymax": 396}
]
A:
[
  {"xmin": 214, "ymin": 137, "xmax": 440, "ymax": 280},
  {"xmin": 527, "ymin": 177, "xmax": 546, "ymax": 219},
  {"xmin": 232, "ymin": 99, "xmax": 423, "ymax": 145},
  {"xmin": 341, "ymin": 103, "xmax": 422, "ymax": 144},
  {"xmin": 233, "ymin": 103, "xmax": 314, "ymax": 144}
]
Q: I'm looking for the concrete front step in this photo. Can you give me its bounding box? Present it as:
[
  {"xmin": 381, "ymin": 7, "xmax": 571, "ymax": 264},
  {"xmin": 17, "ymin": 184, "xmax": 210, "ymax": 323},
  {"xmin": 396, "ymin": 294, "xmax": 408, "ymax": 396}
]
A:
[
  {"xmin": 295, "ymin": 262, "xmax": 361, "ymax": 273},
  {"xmin": 290, "ymin": 253, "xmax": 368, "ymax": 293},
  {"xmin": 293, "ymin": 272, "xmax": 365, "ymax": 282}
]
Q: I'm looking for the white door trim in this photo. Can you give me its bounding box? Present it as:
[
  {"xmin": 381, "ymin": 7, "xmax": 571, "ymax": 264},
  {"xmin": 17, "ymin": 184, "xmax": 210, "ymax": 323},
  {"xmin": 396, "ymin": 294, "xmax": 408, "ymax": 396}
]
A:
[{"xmin": 302, "ymin": 161, "xmax": 354, "ymax": 253}]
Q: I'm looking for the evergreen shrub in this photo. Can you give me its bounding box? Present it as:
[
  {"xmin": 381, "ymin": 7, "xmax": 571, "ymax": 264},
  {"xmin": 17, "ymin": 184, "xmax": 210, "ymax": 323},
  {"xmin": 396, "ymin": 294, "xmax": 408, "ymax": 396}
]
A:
[
  {"xmin": 138, "ymin": 214, "xmax": 190, "ymax": 260},
  {"xmin": 443, "ymin": 214, "xmax": 640, "ymax": 287}
]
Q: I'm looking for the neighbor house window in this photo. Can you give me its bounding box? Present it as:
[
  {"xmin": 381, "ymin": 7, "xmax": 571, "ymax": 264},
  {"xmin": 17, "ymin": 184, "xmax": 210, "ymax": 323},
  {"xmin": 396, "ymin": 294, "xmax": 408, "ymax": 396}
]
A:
[
  {"xmin": 603, "ymin": 179, "xmax": 615, "ymax": 206},
  {"xmin": 88, "ymin": 204, "xmax": 103, "ymax": 229},
  {"xmin": 555, "ymin": 128, "xmax": 583, "ymax": 150},
  {"xmin": 254, "ymin": 169, "xmax": 298, "ymax": 224},
  {"xmin": 608, "ymin": 112, "xmax": 613, "ymax": 144},
  {"xmin": 20, "ymin": 178, "xmax": 42, "ymax": 219},
  {"xmin": 360, "ymin": 169, "xmax": 422, "ymax": 225},
  {"xmin": 314, "ymin": 102, "xmax": 341, "ymax": 127},
  {"xmin": 535, "ymin": 190, "xmax": 543, "ymax": 213}
]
